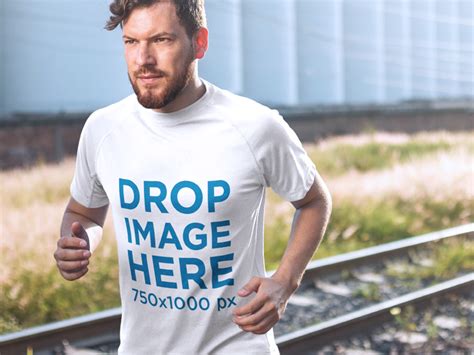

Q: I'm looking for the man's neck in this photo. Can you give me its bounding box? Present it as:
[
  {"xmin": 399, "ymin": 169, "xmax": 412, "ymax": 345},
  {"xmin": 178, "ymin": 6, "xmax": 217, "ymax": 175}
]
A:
[{"xmin": 152, "ymin": 75, "xmax": 205, "ymax": 114}]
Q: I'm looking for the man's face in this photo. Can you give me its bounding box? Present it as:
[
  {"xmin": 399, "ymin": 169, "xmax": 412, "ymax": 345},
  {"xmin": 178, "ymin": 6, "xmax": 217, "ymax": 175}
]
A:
[{"xmin": 122, "ymin": 2, "xmax": 196, "ymax": 110}]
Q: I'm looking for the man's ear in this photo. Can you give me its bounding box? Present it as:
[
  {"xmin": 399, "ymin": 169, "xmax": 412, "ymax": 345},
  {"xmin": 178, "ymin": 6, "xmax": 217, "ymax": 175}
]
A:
[{"xmin": 194, "ymin": 27, "xmax": 209, "ymax": 59}]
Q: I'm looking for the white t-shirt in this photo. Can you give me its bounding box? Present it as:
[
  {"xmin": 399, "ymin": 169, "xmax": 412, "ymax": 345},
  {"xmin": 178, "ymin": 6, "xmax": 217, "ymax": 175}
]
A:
[{"xmin": 70, "ymin": 80, "xmax": 317, "ymax": 355}]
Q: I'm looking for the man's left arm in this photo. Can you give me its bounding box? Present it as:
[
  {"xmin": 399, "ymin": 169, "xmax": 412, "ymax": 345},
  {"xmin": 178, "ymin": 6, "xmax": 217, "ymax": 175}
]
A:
[{"xmin": 233, "ymin": 172, "xmax": 332, "ymax": 334}]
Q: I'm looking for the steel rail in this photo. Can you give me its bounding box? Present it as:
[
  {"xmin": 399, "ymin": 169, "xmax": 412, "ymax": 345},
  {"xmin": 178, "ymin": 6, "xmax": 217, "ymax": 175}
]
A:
[
  {"xmin": 0, "ymin": 308, "xmax": 121, "ymax": 355},
  {"xmin": 276, "ymin": 272, "xmax": 474, "ymax": 354},
  {"xmin": 0, "ymin": 224, "xmax": 472, "ymax": 354},
  {"xmin": 300, "ymin": 223, "xmax": 473, "ymax": 280}
]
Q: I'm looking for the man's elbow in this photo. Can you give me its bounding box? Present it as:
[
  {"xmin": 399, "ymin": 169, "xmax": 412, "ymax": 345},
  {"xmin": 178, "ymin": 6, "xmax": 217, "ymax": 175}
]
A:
[
  {"xmin": 322, "ymin": 187, "xmax": 332, "ymax": 213},
  {"xmin": 313, "ymin": 188, "xmax": 332, "ymax": 220},
  {"xmin": 292, "ymin": 176, "xmax": 332, "ymax": 210}
]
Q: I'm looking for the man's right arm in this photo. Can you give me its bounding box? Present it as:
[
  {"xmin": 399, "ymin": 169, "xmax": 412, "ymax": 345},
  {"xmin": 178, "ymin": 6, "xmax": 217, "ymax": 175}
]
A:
[{"xmin": 55, "ymin": 197, "xmax": 109, "ymax": 281}]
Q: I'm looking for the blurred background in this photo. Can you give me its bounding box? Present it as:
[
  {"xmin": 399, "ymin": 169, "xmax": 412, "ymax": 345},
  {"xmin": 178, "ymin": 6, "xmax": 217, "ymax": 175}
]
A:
[
  {"xmin": 0, "ymin": 0, "xmax": 473, "ymax": 353},
  {"xmin": 0, "ymin": 0, "xmax": 472, "ymax": 114}
]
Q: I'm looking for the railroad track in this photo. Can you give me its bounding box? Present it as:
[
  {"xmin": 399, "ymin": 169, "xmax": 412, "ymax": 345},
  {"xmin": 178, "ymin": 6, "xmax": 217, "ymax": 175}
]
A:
[
  {"xmin": 1, "ymin": 224, "xmax": 472, "ymax": 355},
  {"xmin": 277, "ymin": 273, "xmax": 473, "ymax": 354}
]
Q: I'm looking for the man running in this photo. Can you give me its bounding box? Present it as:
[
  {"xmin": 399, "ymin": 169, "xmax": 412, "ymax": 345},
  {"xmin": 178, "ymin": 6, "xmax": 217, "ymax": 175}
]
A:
[{"xmin": 54, "ymin": 1, "xmax": 332, "ymax": 353}]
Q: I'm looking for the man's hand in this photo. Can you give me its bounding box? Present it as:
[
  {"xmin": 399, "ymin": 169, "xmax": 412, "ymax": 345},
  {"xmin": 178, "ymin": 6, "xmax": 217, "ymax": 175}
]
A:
[
  {"xmin": 232, "ymin": 275, "xmax": 296, "ymax": 334},
  {"xmin": 54, "ymin": 222, "xmax": 91, "ymax": 281}
]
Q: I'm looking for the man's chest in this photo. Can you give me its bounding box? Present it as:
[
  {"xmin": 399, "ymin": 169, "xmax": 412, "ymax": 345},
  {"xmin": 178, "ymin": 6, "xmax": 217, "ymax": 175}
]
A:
[
  {"xmin": 95, "ymin": 124, "xmax": 264, "ymax": 222},
  {"xmin": 94, "ymin": 125, "xmax": 267, "ymax": 292}
]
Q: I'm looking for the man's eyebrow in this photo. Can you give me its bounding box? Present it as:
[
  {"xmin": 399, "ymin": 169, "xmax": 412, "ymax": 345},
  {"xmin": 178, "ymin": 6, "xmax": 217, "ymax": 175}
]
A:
[
  {"xmin": 152, "ymin": 32, "xmax": 177, "ymax": 38},
  {"xmin": 122, "ymin": 32, "xmax": 177, "ymax": 40}
]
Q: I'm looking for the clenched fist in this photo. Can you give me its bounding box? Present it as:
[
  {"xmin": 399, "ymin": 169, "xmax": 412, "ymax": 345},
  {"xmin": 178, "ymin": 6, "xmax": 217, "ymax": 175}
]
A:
[
  {"xmin": 233, "ymin": 275, "xmax": 296, "ymax": 334},
  {"xmin": 54, "ymin": 222, "xmax": 91, "ymax": 281}
]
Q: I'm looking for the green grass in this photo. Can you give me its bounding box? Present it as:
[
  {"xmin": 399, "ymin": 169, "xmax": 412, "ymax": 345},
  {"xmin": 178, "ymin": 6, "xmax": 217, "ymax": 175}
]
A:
[
  {"xmin": 352, "ymin": 283, "xmax": 382, "ymax": 301},
  {"xmin": 0, "ymin": 249, "xmax": 120, "ymax": 334},
  {"xmin": 264, "ymin": 196, "xmax": 473, "ymax": 268},
  {"xmin": 393, "ymin": 304, "xmax": 417, "ymax": 331},
  {"xmin": 385, "ymin": 237, "xmax": 474, "ymax": 281},
  {"xmin": 264, "ymin": 217, "xmax": 292, "ymax": 270},
  {"xmin": 308, "ymin": 139, "xmax": 455, "ymax": 177}
]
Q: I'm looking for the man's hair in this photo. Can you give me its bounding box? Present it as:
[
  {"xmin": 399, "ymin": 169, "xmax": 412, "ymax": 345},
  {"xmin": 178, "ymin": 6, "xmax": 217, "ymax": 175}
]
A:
[{"xmin": 105, "ymin": 0, "xmax": 206, "ymax": 38}]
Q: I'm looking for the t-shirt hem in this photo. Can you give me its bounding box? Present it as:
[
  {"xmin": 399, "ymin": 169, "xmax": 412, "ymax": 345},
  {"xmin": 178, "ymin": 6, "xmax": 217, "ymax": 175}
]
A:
[
  {"xmin": 286, "ymin": 163, "xmax": 317, "ymax": 202},
  {"xmin": 70, "ymin": 183, "xmax": 109, "ymax": 208}
]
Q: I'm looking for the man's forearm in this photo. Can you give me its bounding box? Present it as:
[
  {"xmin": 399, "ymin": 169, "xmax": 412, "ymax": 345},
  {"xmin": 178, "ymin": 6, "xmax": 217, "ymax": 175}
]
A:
[
  {"xmin": 233, "ymin": 190, "xmax": 332, "ymax": 333},
  {"xmin": 272, "ymin": 196, "xmax": 332, "ymax": 290},
  {"xmin": 60, "ymin": 211, "xmax": 104, "ymax": 253}
]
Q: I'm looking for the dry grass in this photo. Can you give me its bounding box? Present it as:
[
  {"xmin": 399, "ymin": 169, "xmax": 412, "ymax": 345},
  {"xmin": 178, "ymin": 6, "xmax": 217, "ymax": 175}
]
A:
[
  {"xmin": 0, "ymin": 158, "xmax": 116, "ymax": 283},
  {"xmin": 263, "ymin": 133, "xmax": 473, "ymax": 268},
  {"xmin": 304, "ymin": 130, "xmax": 473, "ymax": 178},
  {"xmin": 0, "ymin": 159, "xmax": 75, "ymax": 208},
  {"xmin": 264, "ymin": 147, "xmax": 473, "ymax": 255},
  {"xmin": 1, "ymin": 132, "xmax": 472, "ymax": 270},
  {"xmin": 314, "ymin": 131, "xmax": 473, "ymax": 149},
  {"xmin": 327, "ymin": 146, "xmax": 474, "ymax": 204},
  {"xmin": 1, "ymin": 130, "xmax": 472, "ymax": 332},
  {"xmin": 264, "ymin": 132, "xmax": 473, "ymax": 225}
]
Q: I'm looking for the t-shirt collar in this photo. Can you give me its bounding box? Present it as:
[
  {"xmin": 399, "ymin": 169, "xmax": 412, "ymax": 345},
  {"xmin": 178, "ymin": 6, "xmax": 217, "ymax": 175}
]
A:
[{"xmin": 136, "ymin": 79, "xmax": 214, "ymax": 127}]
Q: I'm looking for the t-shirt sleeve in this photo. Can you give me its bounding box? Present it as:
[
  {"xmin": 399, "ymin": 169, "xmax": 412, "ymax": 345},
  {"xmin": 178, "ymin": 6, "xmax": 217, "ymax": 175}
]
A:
[
  {"xmin": 255, "ymin": 109, "xmax": 317, "ymax": 202},
  {"xmin": 70, "ymin": 116, "xmax": 109, "ymax": 208}
]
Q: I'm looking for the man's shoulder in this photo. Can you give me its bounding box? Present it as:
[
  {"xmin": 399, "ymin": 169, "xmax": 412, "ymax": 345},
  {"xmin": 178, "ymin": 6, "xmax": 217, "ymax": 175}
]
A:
[
  {"xmin": 209, "ymin": 82, "xmax": 280, "ymax": 133},
  {"xmin": 88, "ymin": 94, "xmax": 137, "ymax": 124},
  {"xmin": 81, "ymin": 94, "xmax": 136, "ymax": 142},
  {"xmin": 208, "ymin": 82, "xmax": 299, "ymax": 165},
  {"xmin": 210, "ymin": 82, "xmax": 273, "ymax": 117}
]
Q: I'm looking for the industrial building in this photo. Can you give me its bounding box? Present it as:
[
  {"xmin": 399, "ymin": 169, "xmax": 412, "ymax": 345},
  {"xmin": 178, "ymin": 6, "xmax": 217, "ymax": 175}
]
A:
[{"xmin": 0, "ymin": 0, "xmax": 472, "ymax": 117}]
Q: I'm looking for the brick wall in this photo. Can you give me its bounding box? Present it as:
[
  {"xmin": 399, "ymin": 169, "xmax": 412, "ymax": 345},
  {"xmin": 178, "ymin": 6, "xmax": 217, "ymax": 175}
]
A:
[
  {"xmin": 0, "ymin": 116, "xmax": 86, "ymax": 169},
  {"xmin": 1, "ymin": 107, "xmax": 472, "ymax": 170}
]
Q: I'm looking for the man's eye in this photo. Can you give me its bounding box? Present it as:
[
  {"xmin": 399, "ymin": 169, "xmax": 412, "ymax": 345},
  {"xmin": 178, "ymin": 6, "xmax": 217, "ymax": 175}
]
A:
[
  {"xmin": 124, "ymin": 39, "xmax": 136, "ymax": 45},
  {"xmin": 154, "ymin": 38, "xmax": 170, "ymax": 43}
]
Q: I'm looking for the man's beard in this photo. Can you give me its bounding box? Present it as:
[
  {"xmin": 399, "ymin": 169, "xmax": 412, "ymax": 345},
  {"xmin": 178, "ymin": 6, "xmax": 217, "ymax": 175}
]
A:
[{"xmin": 129, "ymin": 57, "xmax": 194, "ymax": 110}]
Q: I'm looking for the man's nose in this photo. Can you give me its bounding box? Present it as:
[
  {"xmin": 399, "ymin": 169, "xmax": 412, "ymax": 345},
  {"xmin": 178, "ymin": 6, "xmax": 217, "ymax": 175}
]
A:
[{"xmin": 136, "ymin": 43, "xmax": 155, "ymax": 66}]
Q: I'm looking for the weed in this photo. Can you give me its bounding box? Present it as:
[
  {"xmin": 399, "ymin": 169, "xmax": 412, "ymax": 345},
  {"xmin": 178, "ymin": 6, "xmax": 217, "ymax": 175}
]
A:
[
  {"xmin": 393, "ymin": 304, "xmax": 417, "ymax": 331},
  {"xmin": 352, "ymin": 283, "xmax": 381, "ymax": 301}
]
